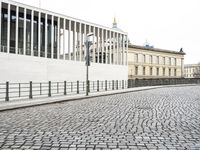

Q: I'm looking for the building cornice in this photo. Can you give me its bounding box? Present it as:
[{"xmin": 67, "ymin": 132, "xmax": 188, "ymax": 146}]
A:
[
  {"xmin": 128, "ymin": 44, "xmax": 186, "ymax": 55},
  {"xmin": 1, "ymin": 0, "xmax": 127, "ymax": 35}
]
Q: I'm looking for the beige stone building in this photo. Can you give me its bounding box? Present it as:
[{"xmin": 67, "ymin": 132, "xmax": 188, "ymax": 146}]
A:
[
  {"xmin": 184, "ymin": 64, "xmax": 200, "ymax": 78},
  {"xmin": 128, "ymin": 44, "xmax": 185, "ymax": 79}
]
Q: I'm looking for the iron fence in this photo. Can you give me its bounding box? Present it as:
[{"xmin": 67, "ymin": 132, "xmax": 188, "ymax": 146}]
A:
[{"xmin": 0, "ymin": 80, "xmax": 128, "ymax": 101}]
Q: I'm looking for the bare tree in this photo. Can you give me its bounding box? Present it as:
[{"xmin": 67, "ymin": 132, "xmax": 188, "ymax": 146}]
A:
[{"xmin": 193, "ymin": 62, "xmax": 200, "ymax": 78}]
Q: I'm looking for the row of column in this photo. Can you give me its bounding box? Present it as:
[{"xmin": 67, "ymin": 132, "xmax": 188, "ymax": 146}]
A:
[{"xmin": 1, "ymin": 2, "xmax": 128, "ymax": 65}]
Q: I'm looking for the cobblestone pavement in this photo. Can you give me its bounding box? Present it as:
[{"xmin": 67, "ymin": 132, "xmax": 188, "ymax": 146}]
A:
[{"xmin": 0, "ymin": 86, "xmax": 200, "ymax": 150}]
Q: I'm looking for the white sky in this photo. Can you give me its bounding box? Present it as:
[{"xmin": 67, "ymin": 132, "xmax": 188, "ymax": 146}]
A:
[{"xmin": 15, "ymin": 0, "xmax": 200, "ymax": 64}]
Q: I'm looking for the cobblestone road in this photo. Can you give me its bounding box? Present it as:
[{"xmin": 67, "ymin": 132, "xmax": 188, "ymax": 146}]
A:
[{"xmin": 0, "ymin": 86, "xmax": 200, "ymax": 150}]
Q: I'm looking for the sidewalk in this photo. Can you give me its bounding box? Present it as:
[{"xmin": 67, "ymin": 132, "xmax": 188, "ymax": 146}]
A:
[{"xmin": 0, "ymin": 84, "xmax": 198, "ymax": 112}]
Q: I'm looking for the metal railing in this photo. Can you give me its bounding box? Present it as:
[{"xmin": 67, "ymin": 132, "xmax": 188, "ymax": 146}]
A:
[{"xmin": 0, "ymin": 80, "xmax": 128, "ymax": 101}]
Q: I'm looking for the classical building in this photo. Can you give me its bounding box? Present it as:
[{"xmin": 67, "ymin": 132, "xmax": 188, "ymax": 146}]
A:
[
  {"xmin": 128, "ymin": 44, "xmax": 185, "ymax": 79},
  {"xmin": 184, "ymin": 64, "xmax": 200, "ymax": 78},
  {"xmin": 0, "ymin": 0, "xmax": 128, "ymax": 82}
]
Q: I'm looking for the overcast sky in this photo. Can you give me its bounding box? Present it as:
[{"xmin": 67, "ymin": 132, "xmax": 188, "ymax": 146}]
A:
[{"xmin": 15, "ymin": 0, "xmax": 200, "ymax": 64}]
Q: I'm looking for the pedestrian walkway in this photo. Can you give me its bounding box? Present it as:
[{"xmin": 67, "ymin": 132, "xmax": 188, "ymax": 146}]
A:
[{"xmin": 0, "ymin": 84, "xmax": 198, "ymax": 111}]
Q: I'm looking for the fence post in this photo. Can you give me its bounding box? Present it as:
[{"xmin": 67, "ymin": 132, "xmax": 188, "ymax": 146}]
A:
[
  {"xmin": 64, "ymin": 81, "xmax": 66, "ymax": 95},
  {"xmin": 88, "ymin": 80, "xmax": 90, "ymax": 92},
  {"xmin": 77, "ymin": 80, "xmax": 79, "ymax": 94},
  {"xmin": 105, "ymin": 80, "xmax": 107, "ymax": 91},
  {"xmin": 19, "ymin": 83, "xmax": 21, "ymax": 97},
  {"xmin": 97, "ymin": 80, "xmax": 99, "ymax": 92},
  {"xmin": 112, "ymin": 80, "xmax": 114, "ymax": 90},
  {"xmin": 5, "ymin": 82, "xmax": 9, "ymax": 101},
  {"xmin": 48, "ymin": 81, "xmax": 51, "ymax": 97},
  {"xmin": 40, "ymin": 83, "xmax": 42, "ymax": 95},
  {"xmin": 29, "ymin": 81, "xmax": 33, "ymax": 99}
]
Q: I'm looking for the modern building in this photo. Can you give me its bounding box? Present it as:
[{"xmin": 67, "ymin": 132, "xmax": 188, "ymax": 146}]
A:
[
  {"xmin": 0, "ymin": 0, "xmax": 128, "ymax": 83},
  {"xmin": 128, "ymin": 44, "xmax": 185, "ymax": 79},
  {"xmin": 184, "ymin": 64, "xmax": 200, "ymax": 78}
]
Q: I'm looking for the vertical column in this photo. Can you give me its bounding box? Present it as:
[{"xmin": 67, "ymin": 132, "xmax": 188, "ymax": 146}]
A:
[
  {"xmin": 105, "ymin": 30, "xmax": 108, "ymax": 64},
  {"xmin": 0, "ymin": 2, "xmax": 1, "ymax": 50},
  {"xmin": 92, "ymin": 26, "xmax": 95, "ymax": 63},
  {"xmin": 113, "ymin": 32, "xmax": 116, "ymax": 64},
  {"xmin": 97, "ymin": 28, "xmax": 99, "ymax": 63},
  {"xmin": 23, "ymin": 8, "xmax": 26, "ymax": 54},
  {"xmin": 84, "ymin": 24, "xmax": 87, "ymax": 59},
  {"xmin": 109, "ymin": 31, "xmax": 112, "ymax": 64},
  {"xmin": 73, "ymin": 21, "xmax": 76, "ymax": 61},
  {"xmin": 116, "ymin": 33, "xmax": 119, "ymax": 65},
  {"xmin": 88, "ymin": 25, "xmax": 91, "ymax": 61},
  {"xmin": 51, "ymin": 15, "xmax": 54, "ymax": 58},
  {"xmin": 38, "ymin": 12, "xmax": 41, "ymax": 57},
  {"xmin": 44, "ymin": 13, "xmax": 47, "ymax": 58},
  {"xmin": 7, "ymin": 3, "xmax": 10, "ymax": 53},
  {"xmin": 63, "ymin": 18, "xmax": 66, "ymax": 60},
  {"xmin": 31, "ymin": 10, "xmax": 34, "ymax": 56},
  {"xmin": 15, "ymin": 6, "xmax": 19, "ymax": 54},
  {"xmin": 57, "ymin": 17, "xmax": 60, "ymax": 59},
  {"xmin": 79, "ymin": 23, "xmax": 82, "ymax": 61},
  {"xmin": 122, "ymin": 34, "xmax": 125, "ymax": 65},
  {"xmin": 101, "ymin": 29, "xmax": 104, "ymax": 63},
  {"xmin": 119, "ymin": 33, "xmax": 121, "ymax": 65},
  {"xmin": 68, "ymin": 20, "xmax": 71, "ymax": 60},
  {"xmin": 126, "ymin": 35, "xmax": 128, "ymax": 65}
]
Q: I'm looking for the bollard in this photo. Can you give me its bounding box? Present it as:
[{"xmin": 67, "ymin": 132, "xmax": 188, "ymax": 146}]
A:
[
  {"xmin": 112, "ymin": 80, "xmax": 114, "ymax": 90},
  {"xmin": 19, "ymin": 83, "xmax": 21, "ymax": 97},
  {"xmin": 64, "ymin": 81, "xmax": 66, "ymax": 95},
  {"xmin": 29, "ymin": 81, "xmax": 33, "ymax": 99},
  {"xmin": 5, "ymin": 82, "xmax": 9, "ymax": 101},
  {"xmin": 97, "ymin": 80, "xmax": 99, "ymax": 92},
  {"xmin": 77, "ymin": 80, "xmax": 79, "ymax": 94},
  {"xmin": 48, "ymin": 81, "xmax": 51, "ymax": 97},
  {"xmin": 88, "ymin": 80, "xmax": 90, "ymax": 92},
  {"xmin": 105, "ymin": 80, "xmax": 107, "ymax": 91}
]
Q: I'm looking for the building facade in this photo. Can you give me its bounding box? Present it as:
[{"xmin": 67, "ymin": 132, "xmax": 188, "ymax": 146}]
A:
[
  {"xmin": 184, "ymin": 64, "xmax": 200, "ymax": 78},
  {"xmin": 128, "ymin": 44, "xmax": 185, "ymax": 79},
  {"xmin": 0, "ymin": 0, "xmax": 128, "ymax": 82}
]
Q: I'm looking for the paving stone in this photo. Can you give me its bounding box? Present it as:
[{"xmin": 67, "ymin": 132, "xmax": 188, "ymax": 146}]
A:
[{"xmin": 0, "ymin": 86, "xmax": 199, "ymax": 149}]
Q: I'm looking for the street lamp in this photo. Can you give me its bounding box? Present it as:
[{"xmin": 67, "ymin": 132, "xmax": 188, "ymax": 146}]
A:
[{"xmin": 86, "ymin": 33, "xmax": 93, "ymax": 96}]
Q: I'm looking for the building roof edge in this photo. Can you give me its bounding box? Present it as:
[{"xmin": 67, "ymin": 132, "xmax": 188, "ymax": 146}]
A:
[{"xmin": 128, "ymin": 44, "xmax": 186, "ymax": 55}]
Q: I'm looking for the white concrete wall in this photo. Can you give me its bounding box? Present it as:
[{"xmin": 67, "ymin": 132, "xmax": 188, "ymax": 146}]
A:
[{"xmin": 0, "ymin": 53, "xmax": 128, "ymax": 82}]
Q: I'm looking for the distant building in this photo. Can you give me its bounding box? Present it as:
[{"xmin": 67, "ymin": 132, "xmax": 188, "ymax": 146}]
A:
[
  {"xmin": 128, "ymin": 44, "xmax": 185, "ymax": 79},
  {"xmin": 184, "ymin": 64, "xmax": 200, "ymax": 78},
  {"xmin": 0, "ymin": 0, "xmax": 128, "ymax": 82}
]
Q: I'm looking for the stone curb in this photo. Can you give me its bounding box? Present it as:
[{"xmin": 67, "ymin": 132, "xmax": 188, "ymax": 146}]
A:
[{"xmin": 0, "ymin": 84, "xmax": 198, "ymax": 112}]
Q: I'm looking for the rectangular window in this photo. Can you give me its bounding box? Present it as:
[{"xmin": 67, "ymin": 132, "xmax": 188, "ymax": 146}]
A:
[
  {"xmin": 163, "ymin": 57, "xmax": 165, "ymax": 65},
  {"xmin": 174, "ymin": 58, "xmax": 177, "ymax": 66},
  {"xmin": 157, "ymin": 68, "xmax": 159, "ymax": 76},
  {"xmin": 134, "ymin": 54, "xmax": 138, "ymax": 63},
  {"xmin": 157, "ymin": 56, "xmax": 159, "ymax": 64},
  {"xmin": 169, "ymin": 68, "xmax": 171, "ymax": 76},
  {"xmin": 150, "ymin": 67, "xmax": 153, "ymax": 75},
  {"xmin": 169, "ymin": 58, "xmax": 171, "ymax": 66},
  {"xmin": 149, "ymin": 55, "xmax": 152, "ymax": 64},
  {"xmin": 143, "ymin": 67, "xmax": 145, "ymax": 75},
  {"xmin": 163, "ymin": 68, "xmax": 165, "ymax": 76},
  {"xmin": 174, "ymin": 69, "xmax": 176, "ymax": 76},
  {"xmin": 135, "ymin": 66, "xmax": 138, "ymax": 75}
]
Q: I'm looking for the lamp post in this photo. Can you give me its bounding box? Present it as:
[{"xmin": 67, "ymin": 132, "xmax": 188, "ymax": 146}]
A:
[{"xmin": 86, "ymin": 33, "xmax": 93, "ymax": 96}]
